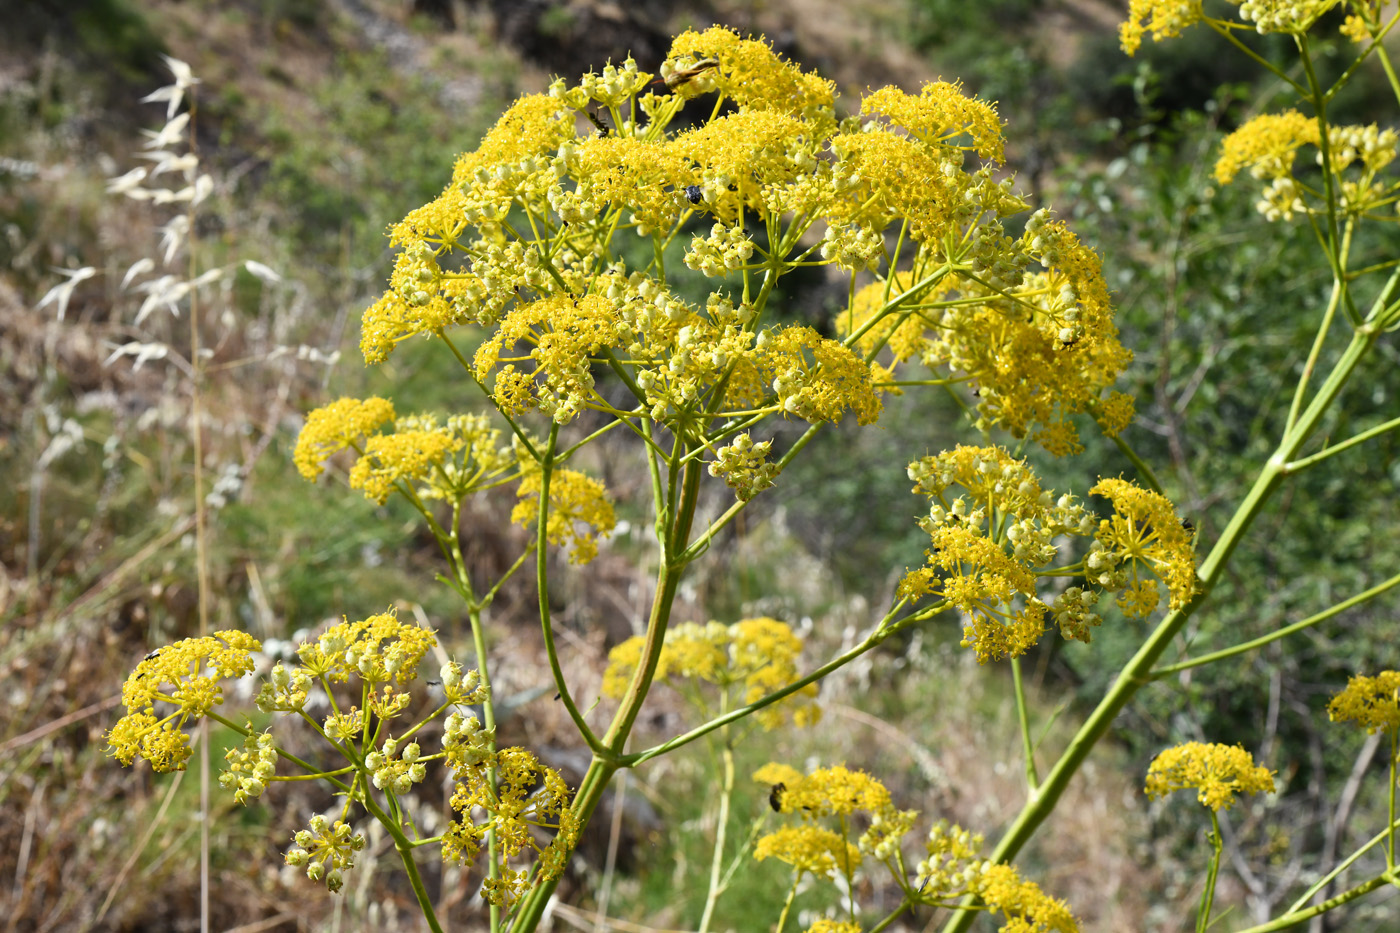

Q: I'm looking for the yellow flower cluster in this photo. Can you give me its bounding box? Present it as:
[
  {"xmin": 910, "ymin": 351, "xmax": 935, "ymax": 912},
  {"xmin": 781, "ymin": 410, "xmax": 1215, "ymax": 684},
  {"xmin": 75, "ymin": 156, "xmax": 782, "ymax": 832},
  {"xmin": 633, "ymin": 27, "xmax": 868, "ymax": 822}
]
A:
[
  {"xmin": 862, "ymin": 82, "xmax": 1004, "ymax": 162},
  {"xmin": 295, "ymin": 609, "xmax": 438, "ymax": 687},
  {"xmin": 347, "ymin": 28, "xmax": 1129, "ymax": 459},
  {"xmin": 294, "ymin": 396, "xmax": 395, "ymax": 481},
  {"xmin": 755, "ymin": 763, "xmax": 1080, "ymax": 932},
  {"xmin": 603, "ymin": 618, "xmax": 820, "ymax": 729},
  {"xmin": 898, "ymin": 449, "xmax": 1197, "ymax": 661},
  {"xmin": 296, "ymin": 398, "xmax": 516, "ymax": 505},
  {"xmin": 803, "ymin": 921, "xmax": 861, "ymax": 933},
  {"xmin": 1145, "ymin": 742, "xmax": 1276, "ymax": 811},
  {"xmin": 284, "ymin": 815, "xmax": 366, "ymax": 894},
  {"xmin": 754, "ymin": 825, "xmax": 862, "ymax": 879},
  {"xmin": 349, "ymin": 428, "xmax": 460, "ymax": 504},
  {"xmin": 912, "ymin": 822, "xmax": 1078, "ymax": 931},
  {"xmin": 768, "ymin": 763, "xmax": 893, "ymax": 817},
  {"xmin": 975, "ymin": 863, "xmax": 1080, "ymax": 933},
  {"xmin": 752, "ymin": 764, "xmax": 886, "ymax": 880},
  {"xmin": 443, "ymin": 747, "xmax": 579, "ymax": 908},
  {"xmin": 1120, "ymin": 0, "xmax": 1203, "ymax": 56},
  {"xmin": 1214, "ymin": 110, "xmax": 1320, "ymax": 185},
  {"xmin": 665, "ymin": 26, "xmax": 835, "ymax": 115},
  {"xmin": 1327, "ymin": 670, "xmax": 1400, "ymax": 733},
  {"xmin": 708, "ymin": 432, "xmax": 781, "ymax": 501},
  {"xmin": 1212, "ymin": 108, "xmax": 1400, "ymax": 221},
  {"xmin": 220, "ymin": 731, "xmax": 278, "ymax": 805},
  {"xmin": 107, "ymin": 630, "xmax": 262, "ymax": 772},
  {"xmin": 511, "ymin": 461, "xmax": 617, "ymax": 565},
  {"xmin": 1088, "ymin": 478, "xmax": 1198, "ymax": 617},
  {"xmin": 1121, "ymin": 1, "xmax": 1342, "ymax": 56}
]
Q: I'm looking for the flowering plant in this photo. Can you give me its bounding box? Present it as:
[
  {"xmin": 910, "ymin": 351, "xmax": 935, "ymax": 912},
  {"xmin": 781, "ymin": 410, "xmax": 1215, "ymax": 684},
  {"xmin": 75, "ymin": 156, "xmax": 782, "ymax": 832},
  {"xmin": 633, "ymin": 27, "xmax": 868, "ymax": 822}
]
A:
[{"xmin": 100, "ymin": 12, "xmax": 1400, "ymax": 932}]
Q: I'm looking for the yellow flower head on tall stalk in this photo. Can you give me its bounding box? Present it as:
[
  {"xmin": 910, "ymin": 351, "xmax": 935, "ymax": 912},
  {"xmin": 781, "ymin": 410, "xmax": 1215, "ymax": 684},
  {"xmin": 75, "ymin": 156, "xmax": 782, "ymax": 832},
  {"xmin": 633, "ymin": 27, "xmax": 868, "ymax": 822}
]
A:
[
  {"xmin": 1214, "ymin": 110, "xmax": 1321, "ymax": 185},
  {"xmin": 571, "ymin": 135, "xmax": 693, "ymax": 233},
  {"xmin": 1232, "ymin": 0, "xmax": 1342, "ymax": 34},
  {"xmin": 349, "ymin": 428, "xmax": 461, "ymax": 504},
  {"xmin": 1089, "ymin": 477, "xmax": 1198, "ymax": 617},
  {"xmin": 1121, "ymin": 1, "xmax": 1341, "ymax": 56},
  {"xmin": 664, "ymin": 27, "xmax": 836, "ymax": 115},
  {"xmin": 754, "ymin": 825, "xmax": 862, "ymax": 879},
  {"xmin": 862, "ymin": 81, "xmax": 1005, "ymax": 162},
  {"xmin": 512, "ymin": 460, "xmax": 617, "ymax": 565},
  {"xmin": 1327, "ymin": 670, "xmax": 1400, "ymax": 733},
  {"xmin": 773, "ymin": 764, "xmax": 893, "ymax": 817},
  {"xmin": 450, "ymin": 93, "xmax": 577, "ymax": 190},
  {"xmin": 1146, "ymin": 741, "xmax": 1276, "ymax": 811},
  {"xmin": 294, "ymin": 396, "xmax": 395, "ymax": 480},
  {"xmin": 298, "ymin": 402, "xmax": 512, "ymax": 505},
  {"xmin": 900, "ymin": 446, "xmax": 1105, "ymax": 661},
  {"xmin": 108, "ymin": 631, "xmax": 262, "ymax": 771},
  {"xmin": 295, "ymin": 609, "xmax": 437, "ymax": 687},
  {"xmin": 1120, "ymin": 0, "xmax": 1204, "ymax": 55},
  {"xmin": 915, "ymin": 213, "xmax": 1132, "ymax": 455},
  {"xmin": 444, "ymin": 746, "xmax": 578, "ymax": 908},
  {"xmin": 973, "ymin": 862, "xmax": 1080, "ymax": 933}
]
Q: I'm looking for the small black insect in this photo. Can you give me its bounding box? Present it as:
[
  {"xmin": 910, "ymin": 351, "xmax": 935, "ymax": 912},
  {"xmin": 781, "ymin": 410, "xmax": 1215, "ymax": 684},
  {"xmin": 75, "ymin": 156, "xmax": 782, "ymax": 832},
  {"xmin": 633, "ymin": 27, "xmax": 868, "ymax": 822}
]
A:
[
  {"xmin": 553, "ymin": 692, "xmax": 562, "ymax": 702},
  {"xmin": 768, "ymin": 782, "xmax": 786, "ymax": 813},
  {"xmin": 683, "ymin": 184, "xmax": 703, "ymax": 204},
  {"xmin": 144, "ymin": 649, "xmax": 163, "ymax": 661},
  {"xmin": 585, "ymin": 109, "xmax": 612, "ymax": 137},
  {"xmin": 1181, "ymin": 517, "xmax": 1196, "ymax": 534}
]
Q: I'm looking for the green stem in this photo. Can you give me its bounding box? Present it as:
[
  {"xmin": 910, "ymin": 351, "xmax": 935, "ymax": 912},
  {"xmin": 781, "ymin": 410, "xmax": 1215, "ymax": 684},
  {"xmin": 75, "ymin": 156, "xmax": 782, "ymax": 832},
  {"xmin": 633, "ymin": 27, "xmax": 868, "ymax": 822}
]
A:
[
  {"xmin": 1110, "ymin": 431, "xmax": 1164, "ymax": 495},
  {"xmin": 1205, "ymin": 20, "xmax": 1306, "ymax": 95},
  {"xmin": 1283, "ymin": 413, "xmax": 1400, "ymax": 473},
  {"xmin": 1299, "ymin": 36, "xmax": 1354, "ymax": 326},
  {"xmin": 1390, "ymin": 730, "xmax": 1397, "ymax": 871},
  {"xmin": 509, "ymin": 440, "xmax": 706, "ymax": 931},
  {"xmin": 1152, "ymin": 569, "xmax": 1400, "ymax": 678},
  {"xmin": 467, "ymin": 603, "xmax": 502, "ymax": 932},
  {"xmin": 866, "ymin": 901, "xmax": 913, "ymax": 933},
  {"xmin": 1197, "ymin": 810, "xmax": 1222, "ymax": 933},
  {"xmin": 1011, "ymin": 657, "xmax": 1039, "ymax": 792},
  {"xmin": 774, "ymin": 874, "xmax": 801, "ymax": 933},
  {"xmin": 534, "ymin": 425, "xmax": 605, "ymax": 754},
  {"xmin": 1286, "ymin": 274, "xmax": 1344, "ymax": 433},
  {"xmin": 1287, "ymin": 816, "xmax": 1400, "ymax": 912},
  {"xmin": 1234, "ymin": 873, "xmax": 1394, "ymax": 933},
  {"xmin": 359, "ymin": 790, "xmax": 445, "ymax": 933},
  {"xmin": 697, "ymin": 735, "xmax": 735, "ymax": 933},
  {"xmin": 676, "ymin": 421, "xmax": 825, "ymax": 565}
]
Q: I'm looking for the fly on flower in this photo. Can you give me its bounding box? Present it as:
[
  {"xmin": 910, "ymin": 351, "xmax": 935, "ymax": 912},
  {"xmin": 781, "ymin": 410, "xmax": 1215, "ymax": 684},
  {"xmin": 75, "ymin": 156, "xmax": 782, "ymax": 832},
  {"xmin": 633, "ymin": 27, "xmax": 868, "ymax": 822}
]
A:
[{"xmin": 660, "ymin": 57, "xmax": 719, "ymax": 90}]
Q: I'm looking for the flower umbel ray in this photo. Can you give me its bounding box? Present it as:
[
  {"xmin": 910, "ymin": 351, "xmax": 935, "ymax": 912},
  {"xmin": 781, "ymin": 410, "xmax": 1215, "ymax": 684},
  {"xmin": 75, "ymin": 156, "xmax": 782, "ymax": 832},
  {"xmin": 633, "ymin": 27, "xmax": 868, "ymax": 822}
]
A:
[{"xmin": 108, "ymin": 630, "xmax": 262, "ymax": 772}]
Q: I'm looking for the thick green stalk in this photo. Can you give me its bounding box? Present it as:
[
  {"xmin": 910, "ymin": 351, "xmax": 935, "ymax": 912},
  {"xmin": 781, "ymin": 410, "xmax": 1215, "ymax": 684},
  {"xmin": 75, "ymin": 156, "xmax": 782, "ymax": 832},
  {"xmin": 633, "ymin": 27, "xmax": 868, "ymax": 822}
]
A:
[
  {"xmin": 1197, "ymin": 811, "xmax": 1223, "ymax": 933},
  {"xmin": 509, "ymin": 453, "xmax": 703, "ymax": 931},
  {"xmin": 359, "ymin": 789, "xmax": 444, "ymax": 933}
]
